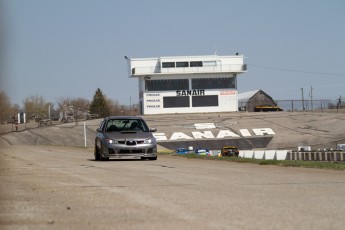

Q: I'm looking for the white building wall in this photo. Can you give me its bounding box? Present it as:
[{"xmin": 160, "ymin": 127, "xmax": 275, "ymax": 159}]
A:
[
  {"xmin": 128, "ymin": 55, "xmax": 246, "ymax": 115},
  {"xmin": 130, "ymin": 58, "xmax": 160, "ymax": 75},
  {"xmin": 129, "ymin": 55, "xmax": 246, "ymax": 76},
  {"xmin": 143, "ymin": 90, "xmax": 238, "ymax": 115}
]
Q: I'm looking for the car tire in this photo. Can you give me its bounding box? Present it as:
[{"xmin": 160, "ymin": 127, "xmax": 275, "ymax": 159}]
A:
[
  {"xmin": 94, "ymin": 145, "xmax": 101, "ymax": 161},
  {"xmin": 99, "ymin": 144, "xmax": 109, "ymax": 161},
  {"xmin": 149, "ymin": 156, "xmax": 157, "ymax": 160}
]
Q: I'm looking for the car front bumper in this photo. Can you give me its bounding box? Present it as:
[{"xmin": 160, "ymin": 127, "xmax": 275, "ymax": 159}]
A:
[{"xmin": 103, "ymin": 143, "xmax": 157, "ymax": 159}]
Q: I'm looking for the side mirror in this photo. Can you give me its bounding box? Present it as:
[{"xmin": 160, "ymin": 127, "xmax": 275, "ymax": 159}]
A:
[
  {"xmin": 96, "ymin": 128, "xmax": 102, "ymax": 133},
  {"xmin": 150, "ymin": 128, "xmax": 157, "ymax": 132}
]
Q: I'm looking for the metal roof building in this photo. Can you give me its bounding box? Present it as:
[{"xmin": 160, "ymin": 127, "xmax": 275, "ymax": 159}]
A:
[
  {"xmin": 127, "ymin": 54, "xmax": 247, "ymax": 115},
  {"xmin": 238, "ymin": 89, "xmax": 279, "ymax": 112}
]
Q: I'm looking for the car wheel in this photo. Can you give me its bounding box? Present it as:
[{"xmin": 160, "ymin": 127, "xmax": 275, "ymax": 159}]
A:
[
  {"xmin": 99, "ymin": 144, "xmax": 105, "ymax": 161},
  {"xmin": 94, "ymin": 145, "xmax": 101, "ymax": 161},
  {"xmin": 99, "ymin": 144, "xmax": 109, "ymax": 161},
  {"xmin": 149, "ymin": 156, "xmax": 157, "ymax": 160}
]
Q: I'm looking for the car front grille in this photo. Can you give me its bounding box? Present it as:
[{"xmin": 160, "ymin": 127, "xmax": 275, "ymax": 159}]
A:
[
  {"xmin": 126, "ymin": 140, "xmax": 136, "ymax": 146},
  {"xmin": 118, "ymin": 149, "xmax": 145, "ymax": 154},
  {"xmin": 117, "ymin": 140, "xmax": 145, "ymax": 146}
]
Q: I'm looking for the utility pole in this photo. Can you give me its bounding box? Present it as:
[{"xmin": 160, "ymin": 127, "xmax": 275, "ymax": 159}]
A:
[
  {"xmin": 130, "ymin": 97, "xmax": 132, "ymax": 116},
  {"xmin": 337, "ymin": 96, "xmax": 342, "ymax": 111},
  {"xmin": 310, "ymin": 86, "xmax": 313, "ymax": 111},
  {"xmin": 340, "ymin": 96, "xmax": 342, "ymax": 109},
  {"xmin": 301, "ymin": 88, "xmax": 305, "ymax": 111}
]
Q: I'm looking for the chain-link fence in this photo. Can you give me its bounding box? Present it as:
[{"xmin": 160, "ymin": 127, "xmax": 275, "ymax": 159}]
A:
[
  {"xmin": 276, "ymin": 99, "xmax": 330, "ymax": 112},
  {"xmin": 238, "ymin": 99, "xmax": 343, "ymax": 112},
  {"xmin": 276, "ymin": 99, "xmax": 343, "ymax": 112}
]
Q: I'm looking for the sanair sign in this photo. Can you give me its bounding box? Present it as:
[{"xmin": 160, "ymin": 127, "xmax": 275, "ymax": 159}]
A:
[{"xmin": 152, "ymin": 123, "xmax": 275, "ymax": 141}]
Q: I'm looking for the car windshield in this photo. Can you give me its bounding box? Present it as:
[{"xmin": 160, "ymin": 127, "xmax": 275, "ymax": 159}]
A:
[{"xmin": 105, "ymin": 119, "xmax": 149, "ymax": 132}]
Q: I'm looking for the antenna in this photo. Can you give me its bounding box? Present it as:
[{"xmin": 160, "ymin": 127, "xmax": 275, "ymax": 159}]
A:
[{"xmin": 214, "ymin": 47, "xmax": 217, "ymax": 55}]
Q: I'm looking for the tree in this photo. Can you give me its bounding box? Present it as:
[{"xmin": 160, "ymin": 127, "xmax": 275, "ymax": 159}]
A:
[
  {"xmin": 23, "ymin": 95, "xmax": 53, "ymax": 121},
  {"xmin": 107, "ymin": 98, "xmax": 122, "ymax": 116},
  {"xmin": 57, "ymin": 97, "xmax": 90, "ymax": 122},
  {"xmin": 0, "ymin": 90, "xmax": 12, "ymax": 123},
  {"xmin": 89, "ymin": 88, "xmax": 110, "ymax": 117}
]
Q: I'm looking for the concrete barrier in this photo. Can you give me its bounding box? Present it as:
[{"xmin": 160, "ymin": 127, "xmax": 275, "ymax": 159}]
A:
[
  {"xmin": 276, "ymin": 150, "xmax": 289, "ymax": 160},
  {"xmin": 209, "ymin": 150, "xmax": 220, "ymax": 156},
  {"xmin": 254, "ymin": 150, "xmax": 265, "ymax": 160},
  {"xmin": 264, "ymin": 150, "xmax": 276, "ymax": 160},
  {"xmin": 244, "ymin": 150, "xmax": 254, "ymax": 159},
  {"xmin": 240, "ymin": 150, "xmax": 345, "ymax": 161},
  {"xmin": 239, "ymin": 150, "xmax": 245, "ymax": 158}
]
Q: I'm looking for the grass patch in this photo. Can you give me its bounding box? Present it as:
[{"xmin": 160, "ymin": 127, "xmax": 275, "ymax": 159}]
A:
[
  {"xmin": 157, "ymin": 150, "xmax": 175, "ymax": 155},
  {"xmin": 170, "ymin": 153, "xmax": 345, "ymax": 171}
]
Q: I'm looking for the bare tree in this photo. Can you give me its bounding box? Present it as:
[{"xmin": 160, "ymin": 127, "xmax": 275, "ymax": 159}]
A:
[
  {"xmin": 0, "ymin": 1, "xmax": 6, "ymax": 96},
  {"xmin": 131, "ymin": 103, "xmax": 140, "ymax": 116},
  {"xmin": 107, "ymin": 98, "xmax": 121, "ymax": 116},
  {"xmin": 58, "ymin": 97, "xmax": 90, "ymax": 111},
  {"xmin": 71, "ymin": 97, "xmax": 90, "ymax": 121},
  {"xmin": 57, "ymin": 97, "xmax": 73, "ymax": 111},
  {"xmin": 57, "ymin": 97, "xmax": 90, "ymax": 124},
  {"xmin": 0, "ymin": 90, "xmax": 12, "ymax": 123},
  {"xmin": 23, "ymin": 95, "xmax": 53, "ymax": 121}
]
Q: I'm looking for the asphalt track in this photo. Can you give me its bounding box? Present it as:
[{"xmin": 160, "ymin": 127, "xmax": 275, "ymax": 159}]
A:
[
  {"xmin": 1, "ymin": 145, "xmax": 345, "ymax": 230},
  {"xmin": 1, "ymin": 111, "xmax": 345, "ymax": 229}
]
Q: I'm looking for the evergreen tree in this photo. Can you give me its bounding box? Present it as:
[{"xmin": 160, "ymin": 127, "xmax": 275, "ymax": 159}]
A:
[{"xmin": 89, "ymin": 88, "xmax": 110, "ymax": 117}]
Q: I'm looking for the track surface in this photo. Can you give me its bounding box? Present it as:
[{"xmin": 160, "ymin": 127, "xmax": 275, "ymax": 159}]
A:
[
  {"xmin": 1, "ymin": 111, "xmax": 345, "ymax": 150},
  {"xmin": 1, "ymin": 145, "xmax": 345, "ymax": 230}
]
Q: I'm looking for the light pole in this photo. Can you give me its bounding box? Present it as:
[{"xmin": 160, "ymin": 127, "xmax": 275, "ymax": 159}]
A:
[{"xmin": 301, "ymin": 88, "xmax": 305, "ymax": 111}]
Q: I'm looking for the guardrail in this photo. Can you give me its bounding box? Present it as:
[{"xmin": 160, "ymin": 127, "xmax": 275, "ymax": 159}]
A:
[{"xmin": 239, "ymin": 150, "xmax": 345, "ymax": 161}]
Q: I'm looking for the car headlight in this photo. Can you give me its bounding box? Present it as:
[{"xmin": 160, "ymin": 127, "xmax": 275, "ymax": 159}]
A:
[
  {"xmin": 106, "ymin": 138, "xmax": 118, "ymax": 144},
  {"xmin": 144, "ymin": 138, "xmax": 155, "ymax": 144}
]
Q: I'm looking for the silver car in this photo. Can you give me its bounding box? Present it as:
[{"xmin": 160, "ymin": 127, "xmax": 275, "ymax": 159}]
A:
[{"xmin": 94, "ymin": 116, "xmax": 157, "ymax": 160}]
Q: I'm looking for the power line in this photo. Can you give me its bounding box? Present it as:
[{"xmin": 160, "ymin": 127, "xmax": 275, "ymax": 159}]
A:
[{"xmin": 248, "ymin": 64, "xmax": 345, "ymax": 77}]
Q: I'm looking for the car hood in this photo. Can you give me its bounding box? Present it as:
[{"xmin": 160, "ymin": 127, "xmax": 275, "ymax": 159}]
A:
[{"xmin": 105, "ymin": 131, "xmax": 154, "ymax": 140}]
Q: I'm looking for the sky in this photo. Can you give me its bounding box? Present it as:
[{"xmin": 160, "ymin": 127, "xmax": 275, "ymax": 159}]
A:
[{"xmin": 1, "ymin": 0, "xmax": 345, "ymax": 107}]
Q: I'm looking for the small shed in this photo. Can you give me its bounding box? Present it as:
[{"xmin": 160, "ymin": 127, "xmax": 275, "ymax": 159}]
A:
[{"xmin": 238, "ymin": 89, "xmax": 281, "ymax": 112}]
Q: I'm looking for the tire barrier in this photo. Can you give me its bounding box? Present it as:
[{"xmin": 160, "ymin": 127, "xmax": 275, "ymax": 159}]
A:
[
  {"xmin": 239, "ymin": 150, "xmax": 345, "ymax": 161},
  {"xmin": 289, "ymin": 151, "xmax": 345, "ymax": 161}
]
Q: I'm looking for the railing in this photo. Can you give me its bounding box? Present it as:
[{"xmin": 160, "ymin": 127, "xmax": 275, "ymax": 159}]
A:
[
  {"xmin": 131, "ymin": 64, "xmax": 247, "ymax": 75},
  {"xmin": 276, "ymin": 99, "xmax": 334, "ymax": 112},
  {"xmin": 239, "ymin": 99, "xmax": 342, "ymax": 112}
]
